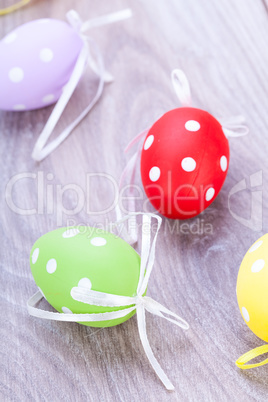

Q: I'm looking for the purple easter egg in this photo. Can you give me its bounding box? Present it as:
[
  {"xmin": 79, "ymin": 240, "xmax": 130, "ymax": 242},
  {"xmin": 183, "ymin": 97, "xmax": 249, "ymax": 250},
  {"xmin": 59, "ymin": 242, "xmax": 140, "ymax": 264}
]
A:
[{"xmin": 0, "ymin": 18, "xmax": 84, "ymax": 111}]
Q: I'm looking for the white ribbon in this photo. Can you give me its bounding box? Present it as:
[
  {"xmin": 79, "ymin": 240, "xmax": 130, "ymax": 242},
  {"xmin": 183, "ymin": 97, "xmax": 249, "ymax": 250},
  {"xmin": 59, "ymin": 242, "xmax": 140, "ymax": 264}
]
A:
[
  {"xmin": 81, "ymin": 8, "xmax": 132, "ymax": 32},
  {"xmin": 171, "ymin": 69, "xmax": 249, "ymax": 138},
  {"xmin": 27, "ymin": 213, "xmax": 189, "ymax": 391},
  {"xmin": 115, "ymin": 130, "xmax": 148, "ymax": 245},
  {"xmin": 31, "ymin": 8, "xmax": 132, "ymax": 162},
  {"xmin": 171, "ymin": 69, "xmax": 192, "ymax": 107},
  {"xmin": 220, "ymin": 115, "xmax": 249, "ymax": 138}
]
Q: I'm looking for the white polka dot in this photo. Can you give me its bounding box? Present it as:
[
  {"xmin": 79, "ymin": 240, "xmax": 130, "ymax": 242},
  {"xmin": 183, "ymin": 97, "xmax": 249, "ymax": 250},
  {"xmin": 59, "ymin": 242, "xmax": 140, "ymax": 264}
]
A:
[
  {"xmin": 46, "ymin": 258, "xmax": 57, "ymax": 274},
  {"xmin": 251, "ymin": 259, "xmax": 265, "ymax": 273},
  {"xmin": 39, "ymin": 48, "xmax": 54, "ymax": 63},
  {"xmin": 62, "ymin": 307, "xmax": 73, "ymax": 314},
  {"xmin": 205, "ymin": 187, "xmax": 215, "ymax": 201},
  {"xmin": 78, "ymin": 277, "xmax": 92, "ymax": 290},
  {"xmin": 4, "ymin": 32, "xmax": 17, "ymax": 44},
  {"xmin": 249, "ymin": 240, "xmax": 263, "ymax": 253},
  {"xmin": 8, "ymin": 67, "xmax": 24, "ymax": 83},
  {"xmin": 242, "ymin": 307, "xmax": 250, "ymax": 322},
  {"xmin": 32, "ymin": 248, "xmax": 39, "ymax": 264},
  {"xmin": 149, "ymin": 166, "xmax": 161, "ymax": 182},
  {"xmin": 42, "ymin": 94, "xmax": 55, "ymax": 104},
  {"xmin": 144, "ymin": 135, "xmax": 154, "ymax": 150},
  {"xmin": 185, "ymin": 120, "xmax": 200, "ymax": 132},
  {"xmin": 62, "ymin": 228, "xmax": 80, "ymax": 238},
  {"xmin": 220, "ymin": 156, "xmax": 228, "ymax": 172},
  {"xmin": 13, "ymin": 104, "xmax": 26, "ymax": 111},
  {"xmin": 181, "ymin": 157, "xmax": 196, "ymax": 172},
  {"xmin": 90, "ymin": 237, "xmax": 107, "ymax": 247}
]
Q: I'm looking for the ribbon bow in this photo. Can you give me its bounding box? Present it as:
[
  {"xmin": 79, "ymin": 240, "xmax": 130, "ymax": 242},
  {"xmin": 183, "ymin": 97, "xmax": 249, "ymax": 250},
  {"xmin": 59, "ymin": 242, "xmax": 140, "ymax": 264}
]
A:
[
  {"xmin": 27, "ymin": 213, "xmax": 189, "ymax": 390},
  {"xmin": 31, "ymin": 8, "xmax": 132, "ymax": 162}
]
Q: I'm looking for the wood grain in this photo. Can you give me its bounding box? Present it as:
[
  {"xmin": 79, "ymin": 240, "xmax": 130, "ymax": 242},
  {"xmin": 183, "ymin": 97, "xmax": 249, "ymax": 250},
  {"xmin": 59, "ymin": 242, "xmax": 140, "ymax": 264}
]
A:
[{"xmin": 1, "ymin": 0, "xmax": 268, "ymax": 400}]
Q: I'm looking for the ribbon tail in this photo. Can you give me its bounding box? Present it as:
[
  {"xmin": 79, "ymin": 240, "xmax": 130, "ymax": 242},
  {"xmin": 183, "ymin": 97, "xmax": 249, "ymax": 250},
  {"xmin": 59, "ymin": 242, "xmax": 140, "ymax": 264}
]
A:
[
  {"xmin": 236, "ymin": 345, "xmax": 268, "ymax": 369},
  {"xmin": 143, "ymin": 296, "xmax": 189, "ymax": 330},
  {"xmin": 76, "ymin": 8, "xmax": 133, "ymax": 82},
  {"xmin": 31, "ymin": 45, "xmax": 89, "ymax": 161},
  {"xmin": 136, "ymin": 305, "xmax": 175, "ymax": 391},
  {"xmin": 87, "ymin": 55, "xmax": 114, "ymax": 83},
  {"xmin": 81, "ymin": 8, "xmax": 133, "ymax": 32},
  {"xmin": 32, "ymin": 37, "xmax": 105, "ymax": 162}
]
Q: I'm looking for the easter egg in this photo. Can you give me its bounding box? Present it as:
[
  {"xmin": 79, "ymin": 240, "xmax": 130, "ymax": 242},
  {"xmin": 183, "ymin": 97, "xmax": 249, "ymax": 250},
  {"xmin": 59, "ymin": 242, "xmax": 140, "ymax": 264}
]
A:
[
  {"xmin": 0, "ymin": 18, "xmax": 83, "ymax": 111},
  {"xmin": 237, "ymin": 234, "xmax": 268, "ymax": 342},
  {"xmin": 30, "ymin": 226, "xmax": 141, "ymax": 327},
  {"xmin": 140, "ymin": 107, "xmax": 230, "ymax": 219}
]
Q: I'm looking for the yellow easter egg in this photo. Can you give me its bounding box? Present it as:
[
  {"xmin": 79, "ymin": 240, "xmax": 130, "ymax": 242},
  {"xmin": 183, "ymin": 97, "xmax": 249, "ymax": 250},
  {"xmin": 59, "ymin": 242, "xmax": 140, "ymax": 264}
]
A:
[{"xmin": 237, "ymin": 234, "xmax": 268, "ymax": 342}]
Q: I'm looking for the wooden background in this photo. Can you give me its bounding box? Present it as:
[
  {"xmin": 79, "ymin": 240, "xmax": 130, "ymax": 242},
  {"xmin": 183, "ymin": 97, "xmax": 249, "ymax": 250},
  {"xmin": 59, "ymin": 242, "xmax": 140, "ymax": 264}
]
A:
[{"xmin": 1, "ymin": 0, "xmax": 268, "ymax": 400}]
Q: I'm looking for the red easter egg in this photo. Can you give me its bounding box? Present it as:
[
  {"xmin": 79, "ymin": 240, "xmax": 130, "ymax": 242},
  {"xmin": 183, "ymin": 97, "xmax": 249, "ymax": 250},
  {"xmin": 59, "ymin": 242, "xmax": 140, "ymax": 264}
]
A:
[{"xmin": 140, "ymin": 107, "xmax": 230, "ymax": 219}]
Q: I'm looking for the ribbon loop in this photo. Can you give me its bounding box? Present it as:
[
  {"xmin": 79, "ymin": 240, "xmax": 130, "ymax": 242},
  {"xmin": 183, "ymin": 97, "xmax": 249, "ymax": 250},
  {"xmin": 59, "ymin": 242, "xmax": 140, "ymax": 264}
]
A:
[
  {"xmin": 222, "ymin": 125, "xmax": 249, "ymax": 138},
  {"xmin": 236, "ymin": 344, "xmax": 268, "ymax": 369},
  {"xmin": 27, "ymin": 213, "xmax": 189, "ymax": 390},
  {"xmin": 220, "ymin": 115, "xmax": 249, "ymax": 138},
  {"xmin": 171, "ymin": 69, "xmax": 192, "ymax": 107}
]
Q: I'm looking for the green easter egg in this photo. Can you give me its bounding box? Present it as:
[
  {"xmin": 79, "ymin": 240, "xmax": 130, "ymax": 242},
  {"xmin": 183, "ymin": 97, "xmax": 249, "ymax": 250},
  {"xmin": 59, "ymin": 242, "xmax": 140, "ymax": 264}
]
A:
[{"xmin": 30, "ymin": 227, "xmax": 141, "ymax": 327}]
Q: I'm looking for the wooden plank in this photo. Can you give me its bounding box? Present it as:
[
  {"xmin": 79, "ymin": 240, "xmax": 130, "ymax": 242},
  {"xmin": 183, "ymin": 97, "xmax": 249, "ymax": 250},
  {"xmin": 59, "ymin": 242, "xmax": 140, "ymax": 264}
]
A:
[{"xmin": 1, "ymin": 0, "xmax": 268, "ymax": 400}]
